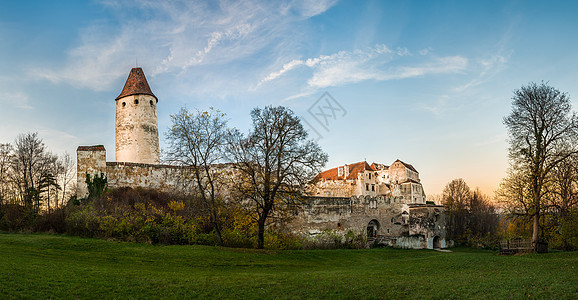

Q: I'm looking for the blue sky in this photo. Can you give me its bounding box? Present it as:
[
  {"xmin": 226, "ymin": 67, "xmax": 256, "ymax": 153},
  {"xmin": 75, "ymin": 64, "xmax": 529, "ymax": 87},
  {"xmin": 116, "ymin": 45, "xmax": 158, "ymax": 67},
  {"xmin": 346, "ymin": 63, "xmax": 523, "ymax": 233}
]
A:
[{"xmin": 1, "ymin": 0, "xmax": 577, "ymax": 196}]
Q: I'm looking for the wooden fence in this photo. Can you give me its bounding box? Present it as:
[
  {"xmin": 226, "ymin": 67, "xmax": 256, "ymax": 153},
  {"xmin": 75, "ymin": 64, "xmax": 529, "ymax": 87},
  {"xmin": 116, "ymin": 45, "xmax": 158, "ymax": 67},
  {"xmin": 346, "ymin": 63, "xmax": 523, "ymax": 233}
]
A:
[{"xmin": 499, "ymin": 239, "xmax": 532, "ymax": 255}]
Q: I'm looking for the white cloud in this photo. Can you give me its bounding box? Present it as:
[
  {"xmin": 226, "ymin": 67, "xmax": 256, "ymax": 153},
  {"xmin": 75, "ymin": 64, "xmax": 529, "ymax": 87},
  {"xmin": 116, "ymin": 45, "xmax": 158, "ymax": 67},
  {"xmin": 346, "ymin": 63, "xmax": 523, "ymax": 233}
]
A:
[
  {"xmin": 261, "ymin": 45, "xmax": 468, "ymax": 90},
  {"xmin": 33, "ymin": 0, "xmax": 337, "ymax": 92}
]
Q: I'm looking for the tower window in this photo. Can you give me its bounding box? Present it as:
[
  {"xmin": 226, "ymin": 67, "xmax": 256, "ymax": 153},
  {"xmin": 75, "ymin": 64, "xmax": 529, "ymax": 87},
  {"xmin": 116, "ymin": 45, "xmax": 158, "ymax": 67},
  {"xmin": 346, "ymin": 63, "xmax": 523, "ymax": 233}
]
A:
[
  {"xmin": 150, "ymin": 100, "xmax": 153, "ymax": 106},
  {"xmin": 134, "ymin": 99, "xmax": 139, "ymax": 105},
  {"xmin": 122, "ymin": 102, "xmax": 126, "ymax": 107}
]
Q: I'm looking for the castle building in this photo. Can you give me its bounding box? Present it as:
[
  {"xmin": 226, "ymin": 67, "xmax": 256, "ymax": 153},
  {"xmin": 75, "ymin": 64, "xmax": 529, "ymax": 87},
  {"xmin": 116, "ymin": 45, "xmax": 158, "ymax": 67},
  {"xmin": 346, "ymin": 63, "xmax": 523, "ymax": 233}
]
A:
[
  {"xmin": 293, "ymin": 160, "xmax": 448, "ymax": 249},
  {"xmin": 76, "ymin": 67, "xmax": 448, "ymax": 249},
  {"xmin": 309, "ymin": 159, "xmax": 426, "ymax": 203}
]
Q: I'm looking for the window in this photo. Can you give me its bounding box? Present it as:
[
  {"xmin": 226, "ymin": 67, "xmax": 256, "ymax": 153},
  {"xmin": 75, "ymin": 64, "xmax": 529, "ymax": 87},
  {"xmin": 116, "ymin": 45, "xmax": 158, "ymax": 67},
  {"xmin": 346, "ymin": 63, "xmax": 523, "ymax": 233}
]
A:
[
  {"xmin": 122, "ymin": 102, "xmax": 126, "ymax": 107},
  {"xmin": 338, "ymin": 166, "xmax": 344, "ymax": 177},
  {"xmin": 134, "ymin": 99, "xmax": 139, "ymax": 105},
  {"xmin": 369, "ymin": 173, "xmax": 372, "ymax": 179},
  {"xmin": 366, "ymin": 184, "xmax": 369, "ymax": 191},
  {"xmin": 371, "ymin": 184, "xmax": 375, "ymax": 191},
  {"xmin": 150, "ymin": 100, "xmax": 153, "ymax": 106}
]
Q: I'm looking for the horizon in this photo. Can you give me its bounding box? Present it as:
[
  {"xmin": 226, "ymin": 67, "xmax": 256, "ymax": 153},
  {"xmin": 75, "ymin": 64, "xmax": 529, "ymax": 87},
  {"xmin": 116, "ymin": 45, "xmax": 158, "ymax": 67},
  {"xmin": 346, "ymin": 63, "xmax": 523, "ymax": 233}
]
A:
[{"xmin": 1, "ymin": 0, "xmax": 578, "ymax": 196}]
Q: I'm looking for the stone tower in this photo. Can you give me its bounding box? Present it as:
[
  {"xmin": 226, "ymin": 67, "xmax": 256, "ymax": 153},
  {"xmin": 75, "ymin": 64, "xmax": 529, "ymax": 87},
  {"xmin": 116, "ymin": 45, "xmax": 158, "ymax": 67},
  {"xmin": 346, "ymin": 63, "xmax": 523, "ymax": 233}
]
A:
[{"xmin": 115, "ymin": 67, "xmax": 160, "ymax": 164}]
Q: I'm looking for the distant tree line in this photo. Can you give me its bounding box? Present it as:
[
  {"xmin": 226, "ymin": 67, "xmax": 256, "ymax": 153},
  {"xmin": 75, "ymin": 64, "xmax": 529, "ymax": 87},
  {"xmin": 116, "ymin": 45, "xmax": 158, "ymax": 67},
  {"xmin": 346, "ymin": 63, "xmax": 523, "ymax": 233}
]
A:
[
  {"xmin": 0, "ymin": 132, "xmax": 75, "ymax": 231},
  {"xmin": 439, "ymin": 179, "xmax": 501, "ymax": 247}
]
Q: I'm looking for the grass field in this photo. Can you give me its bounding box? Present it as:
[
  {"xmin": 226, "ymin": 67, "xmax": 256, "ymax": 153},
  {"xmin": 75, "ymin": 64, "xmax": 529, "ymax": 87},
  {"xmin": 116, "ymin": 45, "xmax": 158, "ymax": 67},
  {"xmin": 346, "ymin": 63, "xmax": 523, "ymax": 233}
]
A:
[{"xmin": 0, "ymin": 233, "xmax": 576, "ymax": 299}]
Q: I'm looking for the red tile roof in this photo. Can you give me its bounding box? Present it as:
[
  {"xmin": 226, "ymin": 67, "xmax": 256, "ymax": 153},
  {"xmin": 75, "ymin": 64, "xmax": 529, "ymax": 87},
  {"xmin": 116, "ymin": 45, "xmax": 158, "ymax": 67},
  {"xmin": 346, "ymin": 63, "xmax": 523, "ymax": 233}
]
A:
[
  {"xmin": 371, "ymin": 162, "xmax": 389, "ymax": 170},
  {"xmin": 115, "ymin": 67, "xmax": 157, "ymax": 101},
  {"xmin": 316, "ymin": 161, "xmax": 374, "ymax": 180}
]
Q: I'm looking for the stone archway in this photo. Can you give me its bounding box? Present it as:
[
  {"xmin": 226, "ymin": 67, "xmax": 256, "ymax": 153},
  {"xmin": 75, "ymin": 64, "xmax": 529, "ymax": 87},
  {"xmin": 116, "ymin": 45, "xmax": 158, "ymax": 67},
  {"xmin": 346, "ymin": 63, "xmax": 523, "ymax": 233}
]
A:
[
  {"xmin": 433, "ymin": 236, "xmax": 441, "ymax": 249},
  {"xmin": 367, "ymin": 219, "xmax": 380, "ymax": 238}
]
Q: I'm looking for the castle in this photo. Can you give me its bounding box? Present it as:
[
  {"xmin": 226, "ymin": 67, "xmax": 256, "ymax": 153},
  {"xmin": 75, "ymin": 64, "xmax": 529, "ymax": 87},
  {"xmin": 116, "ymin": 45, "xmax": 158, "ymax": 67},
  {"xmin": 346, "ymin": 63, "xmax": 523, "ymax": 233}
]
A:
[{"xmin": 77, "ymin": 67, "xmax": 447, "ymax": 249}]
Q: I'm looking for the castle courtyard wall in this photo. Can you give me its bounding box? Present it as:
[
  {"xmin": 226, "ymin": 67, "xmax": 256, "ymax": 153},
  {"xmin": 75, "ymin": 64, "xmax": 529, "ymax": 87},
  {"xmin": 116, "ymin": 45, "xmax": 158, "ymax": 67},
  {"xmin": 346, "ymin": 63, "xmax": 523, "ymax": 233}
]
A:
[{"xmin": 289, "ymin": 195, "xmax": 447, "ymax": 249}]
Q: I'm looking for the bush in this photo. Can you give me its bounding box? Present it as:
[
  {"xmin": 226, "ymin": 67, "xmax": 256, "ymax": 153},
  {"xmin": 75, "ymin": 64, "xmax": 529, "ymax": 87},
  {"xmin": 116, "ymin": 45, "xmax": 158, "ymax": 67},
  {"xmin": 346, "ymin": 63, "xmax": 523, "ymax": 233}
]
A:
[
  {"xmin": 35, "ymin": 208, "xmax": 67, "ymax": 233},
  {"xmin": 66, "ymin": 188, "xmax": 206, "ymax": 245},
  {"xmin": 0, "ymin": 204, "xmax": 37, "ymax": 231}
]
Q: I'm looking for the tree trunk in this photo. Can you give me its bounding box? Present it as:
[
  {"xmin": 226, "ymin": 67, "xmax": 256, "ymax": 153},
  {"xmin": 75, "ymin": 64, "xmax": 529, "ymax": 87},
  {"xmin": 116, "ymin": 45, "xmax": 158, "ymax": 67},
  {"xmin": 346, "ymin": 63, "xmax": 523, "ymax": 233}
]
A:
[
  {"xmin": 210, "ymin": 210, "xmax": 223, "ymax": 246},
  {"xmin": 532, "ymin": 213, "xmax": 540, "ymax": 250},
  {"xmin": 257, "ymin": 218, "xmax": 266, "ymax": 249}
]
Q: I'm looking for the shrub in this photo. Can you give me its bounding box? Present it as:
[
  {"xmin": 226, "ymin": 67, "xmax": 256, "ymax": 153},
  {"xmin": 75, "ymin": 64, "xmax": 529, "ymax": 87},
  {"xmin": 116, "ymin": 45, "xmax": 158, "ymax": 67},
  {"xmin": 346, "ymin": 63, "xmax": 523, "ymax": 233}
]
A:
[
  {"xmin": 66, "ymin": 187, "xmax": 206, "ymax": 245},
  {"xmin": 0, "ymin": 204, "xmax": 37, "ymax": 231}
]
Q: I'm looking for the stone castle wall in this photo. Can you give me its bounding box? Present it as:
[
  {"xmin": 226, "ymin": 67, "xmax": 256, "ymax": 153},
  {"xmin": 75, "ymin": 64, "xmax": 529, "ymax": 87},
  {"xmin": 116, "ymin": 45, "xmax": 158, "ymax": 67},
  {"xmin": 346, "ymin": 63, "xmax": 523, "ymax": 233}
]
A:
[{"xmin": 77, "ymin": 146, "xmax": 190, "ymax": 198}]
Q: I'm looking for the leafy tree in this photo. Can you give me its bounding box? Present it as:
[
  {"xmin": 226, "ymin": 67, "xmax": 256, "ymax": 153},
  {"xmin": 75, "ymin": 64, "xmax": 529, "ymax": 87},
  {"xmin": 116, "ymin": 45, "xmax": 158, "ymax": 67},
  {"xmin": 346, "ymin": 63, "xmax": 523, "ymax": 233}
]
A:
[
  {"xmin": 227, "ymin": 106, "xmax": 328, "ymax": 248},
  {"xmin": 503, "ymin": 82, "xmax": 578, "ymax": 250},
  {"xmin": 38, "ymin": 172, "xmax": 60, "ymax": 212},
  {"xmin": 86, "ymin": 173, "xmax": 107, "ymax": 200},
  {"xmin": 547, "ymin": 154, "xmax": 578, "ymax": 250},
  {"xmin": 166, "ymin": 107, "xmax": 230, "ymax": 245}
]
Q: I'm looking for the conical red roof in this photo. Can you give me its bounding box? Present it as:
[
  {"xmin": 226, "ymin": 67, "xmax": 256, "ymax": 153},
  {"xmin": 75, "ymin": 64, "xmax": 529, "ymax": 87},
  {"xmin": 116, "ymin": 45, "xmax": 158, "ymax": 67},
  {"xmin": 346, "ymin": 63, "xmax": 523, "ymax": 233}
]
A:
[{"xmin": 115, "ymin": 67, "xmax": 157, "ymax": 101}]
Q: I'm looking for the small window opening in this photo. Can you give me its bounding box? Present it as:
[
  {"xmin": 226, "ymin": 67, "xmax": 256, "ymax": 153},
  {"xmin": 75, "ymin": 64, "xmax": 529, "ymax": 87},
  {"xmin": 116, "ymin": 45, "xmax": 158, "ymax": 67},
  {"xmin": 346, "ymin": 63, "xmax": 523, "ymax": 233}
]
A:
[
  {"xmin": 122, "ymin": 102, "xmax": 126, "ymax": 107},
  {"xmin": 337, "ymin": 222, "xmax": 342, "ymax": 229},
  {"xmin": 150, "ymin": 100, "xmax": 153, "ymax": 106},
  {"xmin": 134, "ymin": 99, "xmax": 139, "ymax": 105}
]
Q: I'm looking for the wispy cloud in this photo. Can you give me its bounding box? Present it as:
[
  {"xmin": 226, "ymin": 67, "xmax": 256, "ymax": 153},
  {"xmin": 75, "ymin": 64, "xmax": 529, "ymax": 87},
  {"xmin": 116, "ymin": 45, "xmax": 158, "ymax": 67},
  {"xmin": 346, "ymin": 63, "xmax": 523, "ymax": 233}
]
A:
[
  {"xmin": 260, "ymin": 45, "xmax": 468, "ymax": 92},
  {"xmin": 452, "ymin": 53, "xmax": 509, "ymax": 93},
  {"xmin": 419, "ymin": 52, "xmax": 509, "ymax": 117},
  {"xmin": 33, "ymin": 0, "xmax": 337, "ymax": 92},
  {"xmin": 0, "ymin": 91, "xmax": 33, "ymax": 110}
]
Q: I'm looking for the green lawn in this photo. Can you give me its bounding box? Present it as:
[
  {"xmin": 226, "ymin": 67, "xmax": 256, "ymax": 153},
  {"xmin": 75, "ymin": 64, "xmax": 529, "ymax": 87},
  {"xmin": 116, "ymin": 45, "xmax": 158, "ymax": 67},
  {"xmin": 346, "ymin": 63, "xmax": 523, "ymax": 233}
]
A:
[{"xmin": 0, "ymin": 233, "xmax": 576, "ymax": 299}]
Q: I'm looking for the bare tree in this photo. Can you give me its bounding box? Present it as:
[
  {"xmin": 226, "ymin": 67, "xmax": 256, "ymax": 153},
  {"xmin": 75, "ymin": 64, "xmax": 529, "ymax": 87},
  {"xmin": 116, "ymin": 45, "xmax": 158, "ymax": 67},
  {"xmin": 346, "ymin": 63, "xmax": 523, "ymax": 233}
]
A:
[
  {"xmin": 442, "ymin": 178, "xmax": 471, "ymax": 241},
  {"xmin": 57, "ymin": 153, "xmax": 76, "ymax": 208},
  {"xmin": 227, "ymin": 106, "xmax": 328, "ymax": 249},
  {"xmin": 12, "ymin": 133, "xmax": 47, "ymax": 209},
  {"xmin": 0, "ymin": 143, "xmax": 13, "ymax": 204},
  {"xmin": 503, "ymin": 82, "xmax": 578, "ymax": 250},
  {"xmin": 166, "ymin": 107, "xmax": 229, "ymax": 245}
]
